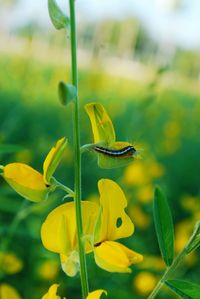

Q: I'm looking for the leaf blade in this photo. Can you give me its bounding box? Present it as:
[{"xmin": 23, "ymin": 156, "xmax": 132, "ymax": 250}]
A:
[
  {"xmin": 58, "ymin": 81, "xmax": 77, "ymax": 106},
  {"xmin": 165, "ymin": 279, "xmax": 200, "ymax": 299},
  {"xmin": 48, "ymin": 0, "xmax": 70, "ymax": 30},
  {"xmin": 153, "ymin": 186, "xmax": 174, "ymax": 266}
]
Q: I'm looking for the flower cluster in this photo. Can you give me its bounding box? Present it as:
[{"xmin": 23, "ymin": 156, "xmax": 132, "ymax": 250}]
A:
[{"xmin": 41, "ymin": 179, "xmax": 143, "ymax": 276}]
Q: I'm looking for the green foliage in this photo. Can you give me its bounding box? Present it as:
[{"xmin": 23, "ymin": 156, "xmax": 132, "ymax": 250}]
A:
[
  {"xmin": 0, "ymin": 54, "xmax": 200, "ymax": 298},
  {"xmin": 153, "ymin": 187, "xmax": 174, "ymax": 266},
  {"xmin": 48, "ymin": 0, "xmax": 70, "ymax": 30},
  {"xmin": 165, "ymin": 280, "xmax": 200, "ymax": 299},
  {"xmin": 0, "ymin": 144, "xmax": 22, "ymax": 154},
  {"xmin": 58, "ymin": 81, "xmax": 77, "ymax": 106}
]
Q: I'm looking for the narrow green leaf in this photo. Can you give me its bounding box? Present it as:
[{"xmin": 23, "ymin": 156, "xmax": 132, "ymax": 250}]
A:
[
  {"xmin": 48, "ymin": 0, "xmax": 70, "ymax": 30},
  {"xmin": 153, "ymin": 186, "xmax": 174, "ymax": 266},
  {"xmin": 58, "ymin": 81, "xmax": 77, "ymax": 105},
  {"xmin": 165, "ymin": 279, "xmax": 200, "ymax": 299}
]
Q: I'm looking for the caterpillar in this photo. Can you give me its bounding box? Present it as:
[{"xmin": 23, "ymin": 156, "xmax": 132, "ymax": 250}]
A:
[{"xmin": 94, "ymin": 145, "xmax": 136, "ymax": 157}]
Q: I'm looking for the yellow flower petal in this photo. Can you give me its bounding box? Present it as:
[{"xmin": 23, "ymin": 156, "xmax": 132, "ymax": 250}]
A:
[
  {"xmin": 85, "ymin": 103, "xmax": 115, "ymax": 145},
  {"xmin": 94, "ymin": 241, "xmax": 143, "ymax": 273},
  {"xmin": 60, "ymin": 252, "xmax": 79, "ymax": 277},
  {"xmin": 41, "ymin": 201, "xmax": 99, "ymax": 255},
  {"xmin": 0, "ymin": 284, "xmax": 22, "ymax": 299},
  {"xmin": 42, "ymin": 284, "xmax": 61, "ymax": 299},
  {"xmin": 3, "ymin": 163, "xmax": 48, "ymax": 202},
  {"xmin": 87, "ymin": 290, "xmax": 107, "ymax": 299},
  {"xmin": 95, "ymin": 179, "xmax": 134, "ymax": 243},
  {"xmin": 43, "ymin": 138, "xmax": 67, "ymax": 185}
]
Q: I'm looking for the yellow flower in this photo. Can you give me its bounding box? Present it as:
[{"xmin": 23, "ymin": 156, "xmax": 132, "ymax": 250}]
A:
[
  {"xmin": 42, "ymin": 284, "xmax": 61, "ymax": 299},
  {"xmin": 85, "ymin": 103, "xmax": 138, "ymax": 168},
  {"xmin": 0, "ymin": 284, "xmax": 22, "ymax": 299},
  {"xmin": 37, "ymin": 260, "xmax": 59, "ymax": 280},
  {"xmin": 41, "ymin": 201, "xmax": 99, "ymax": 276},
  {"xmin": 137, "ymin": 184, "xmax": 154, "ymax": 203},
  {"xmin": 85, "ymin": 102, "xmax": 115, "ymax": 145},
  {"xmin": 93, "ymin": 179, "xmax": 143, "ymax": 272},
  {"xmin": 0, "ymin": 252, "xmax": 23, "ymax": 274},
  {"xmin": 42, "ymin": 284, "xmax": 106, "ymax": 299},
  {"xmin": 1, "ymin": 138, "xmax": 67, "ymax": 202},
  {"xmin": 41, "ymin": 179, "xmax": 143, "ymax": 275},
  {"xmin": 134, "ymin": 272, "xmax": 157, "ymax": 295}
]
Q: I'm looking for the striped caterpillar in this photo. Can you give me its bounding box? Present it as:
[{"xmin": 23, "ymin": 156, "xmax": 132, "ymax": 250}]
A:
[{"xmin": 94, "ymin": 145, "xmax": 136, "ymax": 158}]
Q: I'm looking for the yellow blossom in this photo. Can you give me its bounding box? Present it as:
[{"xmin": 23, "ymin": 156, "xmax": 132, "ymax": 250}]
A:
[
  {"xmin": 134, "ymin": 272, "xmax": 157, "ymax": 295},
  {"xmin": 42, "ymin": 284, "xmax": 106, "ymax": 299},
  {"xmin": 41, "ymin": 179, "xmax": 143, "ymax": 275},
  {"xmin": 85, "ymin": 103, "xmax": 138, "ymax": 168},
  {"xmin": 37, "ymin": 260, "xmax": 59, "ymax": 280},
  {"xmin": 42, "ymin": 284, "xmax": 61, "ymax": 299},
  {"xmin": 0, "ymin": 284, "xmax": 22, "ymax": 299},
  {"xmin": 128, "ymin": 205, "xmax": 150, "ymax": 229},
  {"xmin": 137, "ymin": 184, "xmax": 154, "ymax": 203},
  {"xmin": 41, "ymin": 201, "xmax": 99, "ymax": 276},
  {"xmin": 94, "ymin": 179, "xmax": 143, "ymax": 272},
  {"xmin": 0, "ymin": 252, "xmax": 23, "ymax": 274},
  {"xmin": 1, "ymin": 138, "xmax": 67, "ymax": 202}
]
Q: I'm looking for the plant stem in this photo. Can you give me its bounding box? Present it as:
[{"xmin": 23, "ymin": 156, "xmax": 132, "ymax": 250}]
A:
[
  {"xmin": 148, "ymin": 221, "xmax": 200, "ymax": 299},
  {"xmin": 69, "ymin": 0, "xmax": 89, "ymax": 298},
  {"xmin": 147, "ymin": 248, "xmax": 187, "ymax": 299}
]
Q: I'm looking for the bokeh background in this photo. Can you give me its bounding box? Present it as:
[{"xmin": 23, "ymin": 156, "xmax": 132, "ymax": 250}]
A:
[{"xmin": 0, "ymin": 0, "xmax": 200, "ymax": 298}]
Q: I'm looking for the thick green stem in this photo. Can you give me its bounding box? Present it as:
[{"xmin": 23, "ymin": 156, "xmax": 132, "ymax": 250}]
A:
[{"xmin": 69, "ymin": 0, "xmax": 89, "ymax": 298}]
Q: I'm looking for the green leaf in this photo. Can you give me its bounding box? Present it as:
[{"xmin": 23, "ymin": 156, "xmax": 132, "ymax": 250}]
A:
[
  {"xmin": 48, "ymin": 0, "xmax": 70, "ymax": 30},
  {"xmin": 153, "ymin": 186, "xmax": 174, "ymax": 266},
  {"xmin": 165, "ymin": 280, "xmax": 200, "ymax": 299},
  {"xmin": 58, "ymin": 81, "xmax": 77, "ymax": 105}
]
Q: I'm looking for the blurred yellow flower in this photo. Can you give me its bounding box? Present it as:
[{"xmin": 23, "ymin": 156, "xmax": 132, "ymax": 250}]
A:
[
  {"xmin": 37, "ymin": 260, "xmax": 59, "ymax": 280},
  {"xmin": 0, "ymin": 252, "xmax": 23, "ymax": 274},
  {"xmin": 164, "ymin": 121, "xmax": 181, "ymax": 138},
  {"xmin": 134, "ymin": 272, "xmax": 157, "ymax": 295},
  {"xmin": 129, "ymin": 205, "xmax": 150, "ymax": 229},
  {"xmin": 124, "ymin": 162, "xmax": 147, "ymax": 185},
  {"xmin": 124, "ymin": 160, "xmax": 164, "ymax": 186},
  {"xmin": 175, "ymin": 220, "xmax": 193, "ymax": 253},
  {"xmin": 0, "ymin": 284, "xmax": 22, "ymax": 299},
  {"xmin": 181, "ymin": 195, "xmax": 200, "ymax": 213},
  {"xmin": 137, "ymin": 255, "xmax": 165, "ymax": 271},
  {"xmin": 1, "ymin": 138, "xmax": 67, "ymax": 202},
  {"xmin": 137, "ymin": 184, "xmax": 154, "ymax": 203},
  {"xmin": 41, "ymin": 179, "xmax": 143, "ymax": 275},
  {"xmin": 42, "ymin": 284, "xmax": 106, "ymax": 299},
  {"xmin": 85, "ymin": 103, "xmax": 138, "ymax": 168}
]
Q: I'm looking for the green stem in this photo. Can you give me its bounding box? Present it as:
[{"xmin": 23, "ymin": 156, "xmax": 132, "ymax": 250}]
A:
[
  {"xmin": 148, "ymin": 221, "xmax": 200, "ymax": 299},
  {"xmin": 147, "ymin": 248, "xmax": 187, "ymax": 299},
  {"xmin": 69, "ymin": 0, "xmax": 89, "ymax": 298},
  {"xmin": 52, "ymin": 177, "xmax": 75, "ymax": 197}
]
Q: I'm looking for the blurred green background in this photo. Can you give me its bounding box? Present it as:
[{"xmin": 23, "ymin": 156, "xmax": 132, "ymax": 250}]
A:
[{"xmin": 0, "ymin": 0, "xmax": 200, "ymax": 298}]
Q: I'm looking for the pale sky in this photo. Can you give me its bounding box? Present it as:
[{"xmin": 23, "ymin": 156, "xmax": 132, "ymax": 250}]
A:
[{"xmin": 1, "ymin": 0, "xmax": 200, "ymax": 49}]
